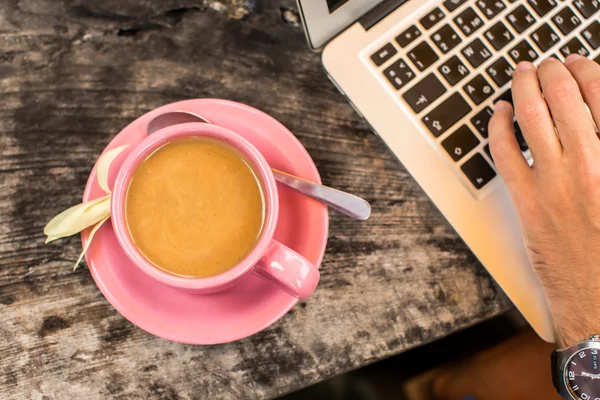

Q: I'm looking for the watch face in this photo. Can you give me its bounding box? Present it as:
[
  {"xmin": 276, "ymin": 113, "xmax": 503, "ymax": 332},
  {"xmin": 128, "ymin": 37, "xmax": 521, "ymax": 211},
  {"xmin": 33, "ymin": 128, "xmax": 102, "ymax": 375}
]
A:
[{"xmin": 565, "ymin": 347, "xmax": 600, "ymax": 400}]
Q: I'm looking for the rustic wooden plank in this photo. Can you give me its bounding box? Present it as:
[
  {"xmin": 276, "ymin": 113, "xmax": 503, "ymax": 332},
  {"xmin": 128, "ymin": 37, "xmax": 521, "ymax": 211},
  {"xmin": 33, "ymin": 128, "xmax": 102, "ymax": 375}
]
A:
[{"xmin": 0, "ymin": 0, "xmax": 512, "ymax": 398}]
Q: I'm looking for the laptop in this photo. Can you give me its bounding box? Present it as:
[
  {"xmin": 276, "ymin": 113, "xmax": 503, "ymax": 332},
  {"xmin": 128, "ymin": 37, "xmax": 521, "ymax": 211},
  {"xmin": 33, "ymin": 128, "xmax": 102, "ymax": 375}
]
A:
[{"xmin": 297, "ymin": 0, "xmax": 600, "ymax": 342}]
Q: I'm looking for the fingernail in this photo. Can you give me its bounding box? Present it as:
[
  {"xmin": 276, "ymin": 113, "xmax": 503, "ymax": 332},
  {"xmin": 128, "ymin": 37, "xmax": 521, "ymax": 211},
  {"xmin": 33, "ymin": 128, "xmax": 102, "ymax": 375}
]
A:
[
  {"xmin": 565, "ymin": 54, "xmax": 583, "ymax": 65},
  {"xmin": 515, "ymin": 61, "xmax": 535, "ymax": 73},
  {"xmin": 494, "ymin": 100, "xmax": 511, "ymax": 112}
]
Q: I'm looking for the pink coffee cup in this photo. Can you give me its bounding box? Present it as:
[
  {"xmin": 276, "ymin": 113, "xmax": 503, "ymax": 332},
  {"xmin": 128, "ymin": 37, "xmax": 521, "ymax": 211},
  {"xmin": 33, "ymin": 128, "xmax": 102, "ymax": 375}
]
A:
[{"xmin": 110, "ymin": 122, "xmax": 320, "ymax": 300}]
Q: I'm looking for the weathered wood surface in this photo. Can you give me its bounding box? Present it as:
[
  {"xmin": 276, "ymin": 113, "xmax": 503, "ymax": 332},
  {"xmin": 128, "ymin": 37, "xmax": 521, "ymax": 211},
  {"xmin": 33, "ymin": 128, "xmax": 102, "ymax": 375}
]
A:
[{"xmin": 0, "ymin": 0, "xmax": 513, "ymax": 399}]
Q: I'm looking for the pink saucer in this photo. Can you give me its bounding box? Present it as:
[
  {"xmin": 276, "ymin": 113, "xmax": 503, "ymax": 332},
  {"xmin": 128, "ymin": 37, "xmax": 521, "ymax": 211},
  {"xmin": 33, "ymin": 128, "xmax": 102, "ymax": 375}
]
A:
[{"xmin": 81, "ymin": 99, "xmax": 329, "ymax": 344}]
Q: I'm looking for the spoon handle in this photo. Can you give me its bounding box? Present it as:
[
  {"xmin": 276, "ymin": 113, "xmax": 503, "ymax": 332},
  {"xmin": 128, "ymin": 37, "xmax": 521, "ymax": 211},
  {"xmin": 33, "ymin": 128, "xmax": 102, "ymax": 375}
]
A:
[{"xmin": 272, "ymin": 169, "xmax": 371, "ymax": 220}]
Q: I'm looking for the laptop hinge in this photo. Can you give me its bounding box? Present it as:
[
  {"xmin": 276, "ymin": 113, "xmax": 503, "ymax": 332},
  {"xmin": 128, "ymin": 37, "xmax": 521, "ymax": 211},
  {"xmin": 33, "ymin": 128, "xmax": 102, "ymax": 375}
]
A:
[{"xmin": 359, "ymin": 0, "xmax": 410, "ymax": 30}]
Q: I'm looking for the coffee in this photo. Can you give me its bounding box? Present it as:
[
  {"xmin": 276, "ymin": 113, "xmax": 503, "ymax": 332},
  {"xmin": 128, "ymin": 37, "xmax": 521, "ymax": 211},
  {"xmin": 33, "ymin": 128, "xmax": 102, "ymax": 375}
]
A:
[{"xmin": 125, "ymin": 137, "xmax": 265, "ymax": 278}]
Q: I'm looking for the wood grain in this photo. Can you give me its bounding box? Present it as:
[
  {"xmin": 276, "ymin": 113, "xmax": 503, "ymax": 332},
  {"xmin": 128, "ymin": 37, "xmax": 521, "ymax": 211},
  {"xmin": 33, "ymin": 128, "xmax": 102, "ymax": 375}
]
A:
[{"xmin": 0, "ymin": 0, "xmax": 512, "ymax": 398}]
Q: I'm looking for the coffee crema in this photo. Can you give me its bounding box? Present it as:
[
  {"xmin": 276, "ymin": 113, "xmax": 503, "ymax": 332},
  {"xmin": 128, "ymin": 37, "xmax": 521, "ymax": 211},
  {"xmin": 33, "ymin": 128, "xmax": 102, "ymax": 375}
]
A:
[{"xmin": 125, "ymin": 137, "xmax": 265, "ymax": 278}]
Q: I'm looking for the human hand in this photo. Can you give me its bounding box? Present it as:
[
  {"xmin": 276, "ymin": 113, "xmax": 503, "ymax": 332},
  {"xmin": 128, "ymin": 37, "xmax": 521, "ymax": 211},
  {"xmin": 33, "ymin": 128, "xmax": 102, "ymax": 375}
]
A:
[{"xmin": 489, "ymin": 55, "xmax": 600, "ymax": 348}]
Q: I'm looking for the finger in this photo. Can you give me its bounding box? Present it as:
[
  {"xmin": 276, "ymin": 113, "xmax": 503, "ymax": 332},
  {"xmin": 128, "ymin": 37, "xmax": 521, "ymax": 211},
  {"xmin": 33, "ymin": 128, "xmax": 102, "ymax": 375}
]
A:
[
  {"xmin": 537, "ymin": 57, "xmax": 597, "ymax": 152},
  {"xmin": 564, "ymin": 54, "xmax": 600, "ymax": 134},
  {"xmin": 511, "ymin": 61, "xmax": 562, "ymax": 164},
  {"xmin": 489, "ymin": 100, "xmax": 532, "ymax": 191}
]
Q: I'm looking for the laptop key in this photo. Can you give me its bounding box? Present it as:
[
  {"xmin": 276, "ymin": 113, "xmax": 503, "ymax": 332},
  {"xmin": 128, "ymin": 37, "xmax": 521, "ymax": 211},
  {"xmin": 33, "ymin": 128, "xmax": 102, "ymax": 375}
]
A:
[
  {"xmin": 477, "ymin": 0, "xmax": 507, "ymax": 19},
  {"xmin": 484, "ymin": 144, "xmax": 493, "ymax": 162},
  {"xmin": 402, "ymin": 74, "xmax": 447, "ymax": 113},
  {"xmin": 454, "ymin": 8, "xmax": 485, "ymax": 37},
  {"xmin": 572, "ymin": 0, "xmax": 600, "ymax": 18},
  {"xmin": 462, "ymin": 38, "xmax": 493, "ymax": 68},
  {"xmin": 432, "ymin": 24, "xmax": 461, "ymax": 54},
  {"xmin": 384, "ymin": 59, "xmax": 416, "ymax": 90},
  {"xmin": 485, "ymin": 21, "xmax": 515, "ymax": 50},
  {"xmin": 396, "ymin": 25, "xmax": 422, "ymax": 48},
  {"xmin": 494, "ymin": 89, "xmax": 514, "ymax": 104},
  {"xmin": 595, "ymin": 54, "xmax": 600, "ymax": 63},
  {"xmin": 438, "ymin": 56, "xmax": 470, "ymax": 86},
  {"xmin": 408, "ymin": 42, "xmax": 439, "ymax": 71},
  {"xmin": 509, "ymin": 40, "xmax": 539, "ymax": 63},
  {"xmin": 531, "ymin": 23, "xmax": 562, "ymax": 52},
  {"xmin": 528, "ymin": 0, "xmax": 558, "ymax": 16},
  {"xmin": 486, "ymin": 57, "xmax": 515, "ymax": 87},
  {"xmin": 441, "ymin": 125, "xmax": 480, "ymax": 161},
  {"xmin": 552, "ymin": 7, "xmax": 582, "ymax": 35},
  {"xmin": 422, "ymin": 93, "xmax": 472, "ymax": 137},
  {"xmin": 514, "ymin": 121, "xmax": 529, "ymax": 151},
  {"xmin": 560, "ymin": 37, "xmax": 591, "ymax": 57},
  {"xmin": 471, "ymin": 106, "xmax": 494, "ymax": 138},
  {"xmin": 444, "ymin": 0, "xmax": 469, "ymax": 12},
  {"xmin": 461, "ymin": 153, "xmax": 497, "ymax": 189},
  {"xmin": 371, "ymin": 43, "xmax": 397, "ymax": 66},
  {"xmin": 506, "ymin": 5, "xmax": 537, "ymax": 33},
  {"xmin": 420, "ymin": 7, "xmax": 446, "ymax": 30},
  {"xmin": 463, "ymin": 75, "xmax": 495, "ymax": 105},
  {"xmin": 581, "ymin": 21, "xmax": 600, "ymax": 49}
]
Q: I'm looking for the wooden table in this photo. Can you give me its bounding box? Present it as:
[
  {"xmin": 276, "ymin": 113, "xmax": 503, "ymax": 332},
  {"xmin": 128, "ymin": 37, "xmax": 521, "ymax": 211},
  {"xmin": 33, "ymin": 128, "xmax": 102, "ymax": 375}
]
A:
[{"xmin": 0, "ymin": 1, "xmax": 512, "ymax": 398}]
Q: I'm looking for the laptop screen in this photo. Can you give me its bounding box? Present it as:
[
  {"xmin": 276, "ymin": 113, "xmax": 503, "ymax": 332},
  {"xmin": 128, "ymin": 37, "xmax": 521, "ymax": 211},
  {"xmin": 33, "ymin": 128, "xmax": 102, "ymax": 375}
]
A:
[
  {"xmin": 298, "ymin": 0, "xmax": 386, "ymax": 49},
  {"xmin": 327, "ymin": 0, "xmax": 351, "ymax": 13}
]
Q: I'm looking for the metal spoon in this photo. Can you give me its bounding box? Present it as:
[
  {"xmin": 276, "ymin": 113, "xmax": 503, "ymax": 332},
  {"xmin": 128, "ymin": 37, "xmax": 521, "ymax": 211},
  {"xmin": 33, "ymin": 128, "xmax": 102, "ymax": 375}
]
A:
[
  {"xmin": 147, "ymin": 111, "xmax": 211, "ymax": 134},
  {"xmin": 146, "ymin": 111, "xmax": 371, "ymax": 220}
]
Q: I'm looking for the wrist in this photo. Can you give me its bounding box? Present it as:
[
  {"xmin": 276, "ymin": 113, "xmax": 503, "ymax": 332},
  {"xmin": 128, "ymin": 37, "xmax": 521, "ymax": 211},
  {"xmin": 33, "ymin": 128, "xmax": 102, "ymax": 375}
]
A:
[
  {"xmin": 556, "ymin": 327, "xmax": 590, "ymax": 348},
  {"xmin": 545, "ymin": 287, "xmax": 600, "ymax": 348},
  {"xmin": 553, "ymin": 312, "xmax": 600, "ymax": 348}
]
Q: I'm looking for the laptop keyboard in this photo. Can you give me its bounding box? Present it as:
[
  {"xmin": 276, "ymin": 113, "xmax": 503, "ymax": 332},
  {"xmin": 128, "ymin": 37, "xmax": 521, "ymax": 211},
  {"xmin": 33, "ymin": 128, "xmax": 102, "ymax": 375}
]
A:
[{"xmin": 367, "ymin": 0, "xmax": 600, "ymax": 194}]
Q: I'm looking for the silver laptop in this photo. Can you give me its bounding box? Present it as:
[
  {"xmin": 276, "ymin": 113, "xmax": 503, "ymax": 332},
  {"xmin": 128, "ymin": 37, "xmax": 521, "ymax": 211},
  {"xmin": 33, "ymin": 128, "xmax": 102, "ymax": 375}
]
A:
[{"xmin": 297, "ymin": 0, "xmax": 600, "ymax": 342}]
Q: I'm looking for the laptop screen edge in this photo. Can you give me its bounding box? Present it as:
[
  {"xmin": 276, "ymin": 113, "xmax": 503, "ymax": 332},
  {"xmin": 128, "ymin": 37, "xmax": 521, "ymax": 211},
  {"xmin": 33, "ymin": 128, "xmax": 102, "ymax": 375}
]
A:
[{"xmin": 296, "ymin": 0, "xmax": 385, "ymax": 51}]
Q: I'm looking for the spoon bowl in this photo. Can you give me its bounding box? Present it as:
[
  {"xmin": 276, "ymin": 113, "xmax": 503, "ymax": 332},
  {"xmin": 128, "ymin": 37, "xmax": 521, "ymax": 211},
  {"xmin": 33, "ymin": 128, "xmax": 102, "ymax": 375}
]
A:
[{"xmin": 147, "ymin": 111, "xmax": 211, "ymax": 135}]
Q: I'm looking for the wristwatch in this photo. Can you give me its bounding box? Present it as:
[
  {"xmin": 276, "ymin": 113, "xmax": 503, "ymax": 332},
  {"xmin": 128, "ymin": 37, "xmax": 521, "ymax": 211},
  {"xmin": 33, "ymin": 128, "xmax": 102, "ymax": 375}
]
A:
[{"xmin": 552, "ymin": 335, "xmax": 600, "ymax": 399}]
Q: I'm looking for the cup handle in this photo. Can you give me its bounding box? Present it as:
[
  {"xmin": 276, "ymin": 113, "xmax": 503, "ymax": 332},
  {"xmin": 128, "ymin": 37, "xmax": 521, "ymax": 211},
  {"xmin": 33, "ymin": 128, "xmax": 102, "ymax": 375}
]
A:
[{"xmin": 253, "ymin": 240, "xmax": 320, "ymax": 300}]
